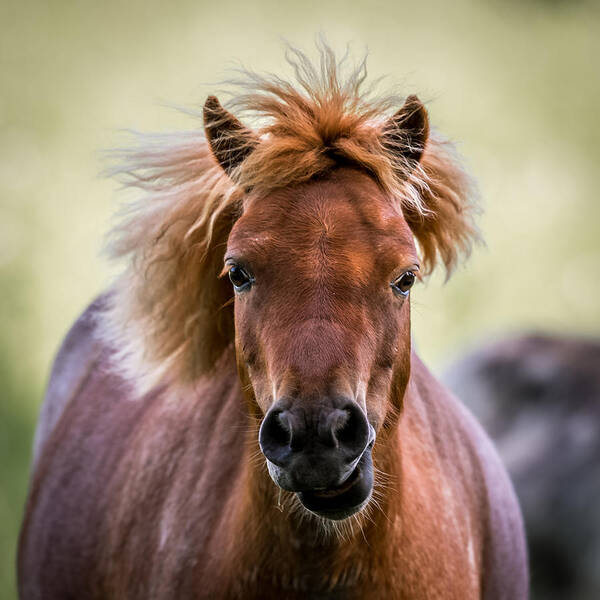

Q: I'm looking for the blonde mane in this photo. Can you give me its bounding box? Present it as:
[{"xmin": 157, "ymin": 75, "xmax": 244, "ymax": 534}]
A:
[{"xmin": 103, "ymin": 44, "xmax": 479, "ymax": 394}]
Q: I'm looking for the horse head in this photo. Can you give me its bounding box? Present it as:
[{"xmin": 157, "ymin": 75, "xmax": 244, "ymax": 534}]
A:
[
  {"xmin": 104, "ymin": 50, "xmax": 478, "ymax": 522},
  {"xmin": 204, "ymin": 94, "xmax": 431, "ymax": 519}
]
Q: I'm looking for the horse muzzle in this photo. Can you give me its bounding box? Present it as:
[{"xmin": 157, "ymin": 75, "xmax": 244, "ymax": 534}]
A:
[{"xmin": 259, "ymin": 397, "xmax": 375, "ymax": 520}]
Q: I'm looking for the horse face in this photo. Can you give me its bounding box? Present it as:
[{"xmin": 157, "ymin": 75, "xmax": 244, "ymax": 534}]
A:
[{"xmin": 225, "ymin": 168, "xmax": 418, "ymax": 519}]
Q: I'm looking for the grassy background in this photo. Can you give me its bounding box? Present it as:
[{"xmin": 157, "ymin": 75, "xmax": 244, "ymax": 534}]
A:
[{"xmin": 1, "ymin": 0, "xmax": 599, "ymax": 596}]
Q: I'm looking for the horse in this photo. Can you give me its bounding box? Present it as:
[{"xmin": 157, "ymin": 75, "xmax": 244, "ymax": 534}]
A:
[
  {"xmin": 444, "ymin": 333, "xmax": 600, "ymax": 600},
  {"xmin": 18, "ymin": 45, "xmax": 528, "ymax": 599}
]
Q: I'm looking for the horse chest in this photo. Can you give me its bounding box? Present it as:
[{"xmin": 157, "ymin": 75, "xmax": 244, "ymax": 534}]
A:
[
  {"xmin": 206, "ymin": 523, "xmax": 479, "ymax": 600},
  {"xmin": 216, "ymin": 562, "xmax": 385, "ymax": 600},
  {"xmin": 212, "ymin": 557, "xmax": 477, "ymax": 600}
]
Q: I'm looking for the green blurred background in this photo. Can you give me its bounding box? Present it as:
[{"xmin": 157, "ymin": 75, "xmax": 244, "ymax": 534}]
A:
[{"xmin": 1, "ymin": 0, "xmax": 599, "ymax": 596}]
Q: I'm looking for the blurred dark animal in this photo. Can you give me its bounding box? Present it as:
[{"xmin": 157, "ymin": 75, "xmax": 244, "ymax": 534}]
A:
[
  {"xmin": 18, "ymin": 46, "xmax": 527, "ymax": 599},
  {"xmin": 444, "ymin": 333, "xmax": 600, "ymax": 600}
]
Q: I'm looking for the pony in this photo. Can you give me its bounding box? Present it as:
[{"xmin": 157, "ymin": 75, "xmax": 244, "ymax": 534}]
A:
[
  {"xmin": 444, "ymin": 333, "xmax": 600, "ymax": 600},
  {"xmin": 18, "ymin": 44, "xmax": 528, "ymax": 599}
]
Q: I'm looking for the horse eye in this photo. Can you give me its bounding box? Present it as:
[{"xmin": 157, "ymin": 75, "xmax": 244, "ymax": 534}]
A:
[
  {"xmin": 391, "ymin": 271, "xmax": 416, "ymax": 297},
  {"xmin": 228, "ymin": 265, "xmax": 253, "ymax": 291}
]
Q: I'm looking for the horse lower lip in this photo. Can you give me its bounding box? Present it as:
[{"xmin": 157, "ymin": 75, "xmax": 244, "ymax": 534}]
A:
[
  {"xmin": 310, "ymin": 466, "xmax": 360, "ymax": 498},
  {"xmin": 296, "ymin": 451, "xmax": 374, "ymax": 520}
]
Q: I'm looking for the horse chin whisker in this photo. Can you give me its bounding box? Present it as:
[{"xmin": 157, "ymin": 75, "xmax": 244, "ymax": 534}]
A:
[{"xmin": 279, "ymin": 490, "xmax": 374, "ymax": 544}]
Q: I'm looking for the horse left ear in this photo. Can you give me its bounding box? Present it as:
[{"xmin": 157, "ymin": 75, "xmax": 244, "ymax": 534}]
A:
[
  {"xmin": 381, "ymin": 95, "xmax": 429, "ymax": 167},
  {"xmin": 203, "ymin": 95, "xmax": 258, "ymax": 176}
]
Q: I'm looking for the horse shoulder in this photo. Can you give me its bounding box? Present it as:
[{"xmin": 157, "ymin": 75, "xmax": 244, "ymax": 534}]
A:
[
  {"xmin": 19, "ymin": 294, "xmax": 244, "ymax": 599},
  {"xmin": 407, "ymin": 354, "xmax": 528, "ymax": 599}
]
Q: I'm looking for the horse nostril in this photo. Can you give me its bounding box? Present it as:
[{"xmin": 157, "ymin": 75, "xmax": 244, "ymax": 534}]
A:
[
  {"xmin": 260, "ymin": 400, "xmax": 370, "ymax": 471},
  {"xmin": 273, "ymin": 412, "xmax": 292, "ymax": 446},
  {"xmin": 335, "ymin": 409, "xmax": 358, "ymax": 446},
  {"xmin": 332, "ymin": 402, "xmax": 370, "ymax": 462},
  {"xmin": 259, "ymin": 409, "xmax": 292, "ymax": 466}
]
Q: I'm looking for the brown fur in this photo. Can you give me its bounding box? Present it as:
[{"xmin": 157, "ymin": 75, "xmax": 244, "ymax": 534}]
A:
[
  {"xmin": 19, "ymin": 323, "xmax": 526, "ymax": 599},
  {"xmin": 19, "ymin": 44, "xmax": 525, "ymax": 600}
]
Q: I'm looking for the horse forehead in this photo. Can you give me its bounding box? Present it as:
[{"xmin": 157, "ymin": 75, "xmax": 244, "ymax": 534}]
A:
[{"xmin": 231, "ymin": 169, "xmax": 410, "ymax": 255}]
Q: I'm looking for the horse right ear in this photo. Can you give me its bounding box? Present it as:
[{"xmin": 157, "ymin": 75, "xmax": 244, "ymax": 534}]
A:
[{"xmin": 203, "ymin": 96, "xmax": 258, "ymax": 176}]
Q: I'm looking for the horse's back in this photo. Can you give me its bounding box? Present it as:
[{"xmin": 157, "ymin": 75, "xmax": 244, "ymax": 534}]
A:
[{"xmin": 31, "ymin": 294, "xmax": 108, "ymax": 467}]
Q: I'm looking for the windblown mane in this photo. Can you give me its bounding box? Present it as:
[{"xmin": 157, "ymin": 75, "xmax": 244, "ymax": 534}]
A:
[{"xmin": 103, "ymin": 44, "xmax": 479, "ymax": 393}]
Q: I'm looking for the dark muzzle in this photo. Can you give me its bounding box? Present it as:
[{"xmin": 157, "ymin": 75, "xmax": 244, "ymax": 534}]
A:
[{"xmin": 259, "ymin": 397, "xmax": 375, "ymax": 519}]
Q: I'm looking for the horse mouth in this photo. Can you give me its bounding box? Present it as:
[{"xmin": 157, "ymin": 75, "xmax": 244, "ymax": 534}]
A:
[
  {"xmin": 297, "ymin": 451, "xmax": 374, "ymax": 520},
  {"xmin": 310, "ymin": 464, "xmax": 361, "ymax": 498}
]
